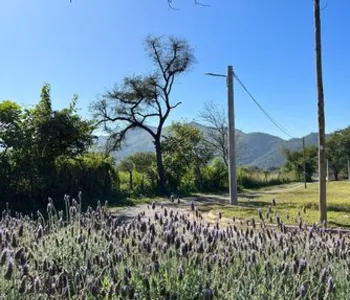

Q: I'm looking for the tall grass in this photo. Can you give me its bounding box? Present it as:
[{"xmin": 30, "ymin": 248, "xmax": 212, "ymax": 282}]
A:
[{"xmin": 237, "ymin": 168, "xmax": 294, "ymax": 189}]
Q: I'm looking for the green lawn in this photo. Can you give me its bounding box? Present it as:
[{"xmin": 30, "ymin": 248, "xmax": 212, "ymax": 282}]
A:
[{"xmin": 197, "ymin": 181, "xmax": 350, "ymax": 228}]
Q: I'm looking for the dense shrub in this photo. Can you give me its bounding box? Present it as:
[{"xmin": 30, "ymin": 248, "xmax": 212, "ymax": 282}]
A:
[
  {"xmin": 201, "ymin": 158, "xmax": 229, "ymax": 192},
  {"xmin": 55, "ymin": 152, "xmax": 117, "ymax": 206}
]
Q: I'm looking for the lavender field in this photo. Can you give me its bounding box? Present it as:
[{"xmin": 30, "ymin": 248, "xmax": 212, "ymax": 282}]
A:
[{"xmin": 0, "ymin": 195, "xmax": 348, "ymax": 300}]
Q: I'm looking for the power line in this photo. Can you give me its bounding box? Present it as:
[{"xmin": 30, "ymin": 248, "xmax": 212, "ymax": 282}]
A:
[{"xmin": 233, "ymin": 72, "xmax": 295, "ymax": 139}]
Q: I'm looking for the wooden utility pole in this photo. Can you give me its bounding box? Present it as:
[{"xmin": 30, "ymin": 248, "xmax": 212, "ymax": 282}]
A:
[
  {"xmin": 303, "ymin": 137, "xmax": 307, "ymax": 189},
  {"xmin": 227, "ymin": 66, "xmax": 238, "ymax": 205},
  {"xmin": 314, "ymin": 0, "xmax": 327, "ymax": 223},
  {"xmin": 348, "ymin": 159, "xmax": 350, "ymax": 181},
  {"xmin": 205, "ymin": 67, "xmax": 238, "ymax": 205}
]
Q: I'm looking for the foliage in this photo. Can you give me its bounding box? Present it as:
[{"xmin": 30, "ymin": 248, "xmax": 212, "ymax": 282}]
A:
[
  {"xmin": 128, "ymin": 152, "xmax": 158, "ymax": 193},
  {"xmin": 0, "ymin": 194, "xmax": 348, "ymax": 299},
  {"xmin": 117, "ymin": 152, "xmax": 157, "ymax": 196},
  {"xmin": 237, "ymin": 166, "xmax": 290, "ymax": 189},
  {"xmin": 282, "ymin": 146, "xmax": 318, "ymax": 182},
  {"xmin": 91, "ymin": 35, "xmax": 195, "ymax": 193},
  {"xmin": 201, "ymin": 157, "xmax": 229, "ymax": 192},
  {"xmin": 0, "ymin": 85, "xmax": 116, "ymax": 211},
  {"xmin": 0, "ymin": 100, "xmax": 23, "ymax": 154},
  {"xmin": 326, "ymin": 127, "xmax": 350, "ymax": 180},
  {"xmin": 118, "ymin": 157, "xmax": 135, "ymax": 191},
  {"xmin": 162, "ymin": 122, "xmax": 213, "ymax": 193},
  {"xmin": 55, "ymin": 152, "xmax": 117, "ymax": 207}
]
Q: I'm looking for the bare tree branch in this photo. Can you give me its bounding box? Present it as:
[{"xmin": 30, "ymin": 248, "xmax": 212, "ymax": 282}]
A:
[
  {"xmin": 90, "ymin": 35, "xmax": 195, "ymax": 192},
  {"xmin": 170, "ymin": 101, "xmax": 182, "ymax": 109},
  {"xmin": 167, "ymin": 0, "xmax": 209, "ymax": 9},
  {"xmin": 199, "ymin": 101, "xmax": 228, "ymax": 167}
]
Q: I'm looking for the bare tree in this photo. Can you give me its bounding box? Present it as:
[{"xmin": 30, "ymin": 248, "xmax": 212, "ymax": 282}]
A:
[
  {"xmin": 199, "ymin": 101, "xmax": 244, "ymax": 168},
  {"xmin": 314, "ymin": 0, "xmax": 327, "ymax": 223},
  {"xmin": 199, "ymin": 101, "xmax": 229, "ymax": 167},
  {"xmin": 91, "ymin": 36, "xmax": 194, "ymax": 193}
]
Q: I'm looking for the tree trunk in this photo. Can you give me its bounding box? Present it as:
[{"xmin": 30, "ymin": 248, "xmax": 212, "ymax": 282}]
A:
[
  {"xmin": 129, "ymin": 171, "xmax": 133, "ymax": 190},
  {"xmin": 333, "ymin": 169, "xmax": 339, "ymax": 181},
  {"xmin": 314, "ymin": 0, "xmax": 327, "ymax": 223},
  {"xmin": 141, "ymin": 175, "xmax": 145, "ymax": 192},
  {"xmin": 194, "ymin": 164, "xmax": 202, "ymax": 190},
  {"xmin": 223, "ymin": 155, "xmax": 228, "ymax": 168},
  {"xmin": 154, "ymin": 137, "xmax": 166, "ymax": 194}
]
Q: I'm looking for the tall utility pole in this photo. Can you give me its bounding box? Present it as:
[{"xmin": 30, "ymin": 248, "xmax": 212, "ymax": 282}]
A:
[
  {"xmin": 205, "ymin": 66, "xmax": 238, "ymax": 205},
  {"xmin": 227, "ymin": 66, "xmax": 238, "ymax": 205},
  {"xmin": 303, "ymin": 137, "xmax": 307, "ymax": 189},
  {"xmin": 348, "ymin": 159, "xmax": 350, "ymax": 181},
  {"xmin": 326, "ymin": 159, "xmax": 329, "ymax": 182},
  {"xmin": 314, "ymin": 0, "xmax": 327, "ymax": 223}
]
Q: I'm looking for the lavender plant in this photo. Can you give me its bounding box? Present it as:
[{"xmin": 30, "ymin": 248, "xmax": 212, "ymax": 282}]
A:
[{"xmin": 0, "ymin": 194, "xmax": 348, "ymax": 299}]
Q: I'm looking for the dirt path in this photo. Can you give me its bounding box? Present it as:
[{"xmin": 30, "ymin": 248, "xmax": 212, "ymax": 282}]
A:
[
  {"xmin": 111, "ymin": 183, "xmax": 311, "ymax": 225},
  {"xmin": 111, "ymin": 197, "xmax": 350, "ymax": 234},
  {"xmin": 257, "ymin": 182, "xmax": 315, "ymax": 194},
  {"xmin": 187, "ymin": 183, "xmax": 314, "ymax": 204},
  {"xmin": 112, "ymin": 199, "xmax": 199, "ymax": 225}
]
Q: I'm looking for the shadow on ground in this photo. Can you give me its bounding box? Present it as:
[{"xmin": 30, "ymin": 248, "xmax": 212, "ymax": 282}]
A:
[
  {"xmin": 327, "ymin": 221, "xmax": 350, "ymax": 229},
  {"xmin": 238, "ymin": 200, "xmax": 271, "ymax": 208},
  {"xmin": 113, "ymin": 214, "xmax": 136, "ymax": 225}
]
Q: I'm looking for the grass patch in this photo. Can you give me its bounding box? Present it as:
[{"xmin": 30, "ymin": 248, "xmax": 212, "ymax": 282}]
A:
[{"xmin": 203, "ymin": 181, "xmax": 350, "ymax": 228}]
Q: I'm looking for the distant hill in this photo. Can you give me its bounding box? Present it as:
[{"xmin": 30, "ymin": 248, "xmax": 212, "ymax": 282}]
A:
[{"xmin": 93, "ymin": 122, "xmax": 319, "ymax": 169}]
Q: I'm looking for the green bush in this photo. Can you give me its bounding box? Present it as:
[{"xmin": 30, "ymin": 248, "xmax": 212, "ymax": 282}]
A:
[
  {"xmin": 118, "ymin": 170, "xmax": 156, "ymax": 197},
  {"xmin": 201, "ymin": 158, "xmax": 229, "ymax": 192},
  {"xmin": 54, "ymin": 152, "xmax": 117, "ymax": 207},
  {"xmin": 178, "ymin": 168, "xmax": 196, "ymax": 194}
]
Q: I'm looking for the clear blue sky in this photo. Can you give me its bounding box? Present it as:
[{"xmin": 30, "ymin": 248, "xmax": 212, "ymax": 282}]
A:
[{"xmin": 1, "ymin": 0, "xmax": 349, "ymax": 139}]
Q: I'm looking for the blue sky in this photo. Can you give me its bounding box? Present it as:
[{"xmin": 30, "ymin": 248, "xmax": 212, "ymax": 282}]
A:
[{"xmin": 1, "ymin": 0, "xmax": 349, "ymax": 139}]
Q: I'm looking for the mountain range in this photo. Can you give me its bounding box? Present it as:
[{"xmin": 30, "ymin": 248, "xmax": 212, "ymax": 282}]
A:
[{"xmin": 94, "ymin": 122, "xmax": 318, "ymax": 169}]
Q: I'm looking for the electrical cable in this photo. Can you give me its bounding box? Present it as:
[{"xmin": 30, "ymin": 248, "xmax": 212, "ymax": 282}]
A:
[{"xmin": 234, "ymin": 72, "xmax": 295, "ymax": 139}]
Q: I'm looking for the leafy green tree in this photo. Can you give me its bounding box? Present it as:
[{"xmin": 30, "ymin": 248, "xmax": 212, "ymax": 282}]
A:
[
  {"xmin": 282, "ymin": 146, "xmax": 318, "ymax": 182},
  {"xmin": 24, "ymin": 84, "xmax": 95, "ymax": 199},
  {"xmin": 326, "ymin": 127, "xmax": 350, "ymax": 180},
  {"xmin": 202, "ymin": 157, "xmax": 228, "ymax": 192},
  {"xmin": 91, "ymin": 36, "xmax": 195, "ymax": 193},
  {"xmin": 118, "ymin": 157, "xmax": 135, "ymax": 190},
  {"xmin": 0, "ymin": 100, "xmax": 24, "ymax": 154},
  {"xmin": 128, "ymin": 152, "xmax": 157, "ymax": 189},
  {"xmin": 0, "ymin": 84, "xmax": 98, "ymax": 210},
  {"xmin": 162, "ymin": 122, "xmax": 213, "ymax": 191},
  {"xmin": 28, "ymin": 84, "xmax": 94, "ymax": 160},
  {"xmin": 0, "ymin": 100, "xmax": 39, "ymax": 202}
]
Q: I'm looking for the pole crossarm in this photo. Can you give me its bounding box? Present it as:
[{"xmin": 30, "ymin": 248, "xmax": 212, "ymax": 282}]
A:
[{"xmin": 204, "ymin": 73, "xmax": 226, "ymax": 78}]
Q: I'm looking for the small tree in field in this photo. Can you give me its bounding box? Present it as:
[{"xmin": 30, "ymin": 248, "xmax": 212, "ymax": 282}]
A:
[
  {"xmin": 91, "ymin": 36, "xmax": 195, "ymax": 194},
  {"xmin": 162, "ymin": 122, "xmax": 213, "ymax": 191},
  {"xmin": 326, "ymin": 127, "xmax": 350, "ymax": 181},
  {"xmin": 282, "ymin": 146, "xmax": 318, "ymax": 182},
  {"xmin": 118, "ymin": 157, "xmax": 135, "ymax": 191}
]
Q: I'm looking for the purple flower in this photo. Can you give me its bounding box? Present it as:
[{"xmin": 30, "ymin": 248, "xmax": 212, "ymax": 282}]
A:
[
  {"xmin": 327, "ymin": 276, "xmax": 335, "ymax": 293},
  {"xmin": 299, "ymin": 284, "xmax": 306, "ymax": 298}
]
